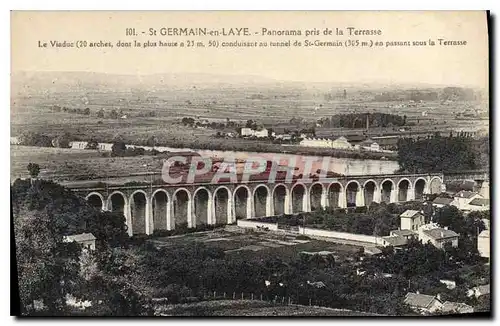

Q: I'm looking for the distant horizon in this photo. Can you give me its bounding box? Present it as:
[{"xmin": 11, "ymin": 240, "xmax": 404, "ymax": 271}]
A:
[{"xmin": 11, "ymin": 70, "xmax": 487, "ymax": 90}]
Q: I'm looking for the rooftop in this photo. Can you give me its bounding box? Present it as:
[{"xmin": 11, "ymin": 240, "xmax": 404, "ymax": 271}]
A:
[
  {"xmin": 364, "ymin": 246, "xmax": 383, "ymax": 256},
  {"xmin": 478, "ymin": 230, "xmax": 489, "ymax": 238},
  {"xmin": 404, "ymin": 292, "xmax": 438, "ymax": 309},
  {"xmin": 454, "ymin": 190, "xmax": 478, "ymax": 199},
  {"xmin": 334, "ymin": 136, "xmax": 349, "ymax": 142},
  {"xmin": 469, "ymin": 198, "xmax": 490, "ymax": 207},
  {"xmin": 63, "ymin": 233, "xmax": 96, "ymax": 242},
  {"xmin": 400, "ymin": 210, "xmax": 422, "ymax": 218},
  {"xmin": 382, "ymin": 235, "xmax": 408, "ymax": 247},
  {"xmin": 423, "ymin": 228, "xmax": 459, "ymax": 240},
  {"xmin": 473, "ymin": 284, "xmax": 490, "ymax": 295},
  {"xmin": 390, "ymin": 229, "xmax": 417, "ymax": 237},
  {"xmin": 441, "ymin": 301, "xmax": 473, "ymax": 313},
  {"xmin": 433, "ymin": 197, "xmax": 454, "ymax": 205}
]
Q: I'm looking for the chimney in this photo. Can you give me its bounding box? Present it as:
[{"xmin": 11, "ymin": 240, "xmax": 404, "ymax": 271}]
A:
[{"xmin": 441, "ymin": 231, "xmax": 444, "ymax": 238}]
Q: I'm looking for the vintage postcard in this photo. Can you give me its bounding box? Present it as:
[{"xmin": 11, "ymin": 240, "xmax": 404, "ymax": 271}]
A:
[{"xmin": 10, "ymin": 11, "xmax": 490, "ymax": 317}]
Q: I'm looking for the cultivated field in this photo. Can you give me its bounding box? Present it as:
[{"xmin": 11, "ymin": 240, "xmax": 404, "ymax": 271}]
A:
[
  {"xmin": 11, "ymin": 77, "xmax": 488, "ymax": 142},
  {"xmin": 10, "ymin": 145, "xmax": 166, "ymax": 182},
  {"xmin": 149, "ymin": 227, "xmax": 362, "ymax": 263}
]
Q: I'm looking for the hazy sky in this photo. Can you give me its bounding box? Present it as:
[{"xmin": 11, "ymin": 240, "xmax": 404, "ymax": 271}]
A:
[{"xmin": 11, "ymin": 11, "xmax": 488, "ymax": 88}]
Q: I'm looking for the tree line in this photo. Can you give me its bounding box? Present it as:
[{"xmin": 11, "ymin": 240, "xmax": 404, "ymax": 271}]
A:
[
  {"xmin": 50, "ymin": 105, "xmax": 156, "ymax": 119},
  {"xmin": 317, "ymin": 113, "xmax": 406, "ymax": 129}
]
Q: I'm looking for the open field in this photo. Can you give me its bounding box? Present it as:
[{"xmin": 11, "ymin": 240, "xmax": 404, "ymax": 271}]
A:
[
  {"xmin": 10, "ymin": 145, "xmax": 166, "ymax": 182},
  {"xmin": 11, "ymin": 72, "xmax": 488, "ymax": 141},
  {"xmin": 12, "ymin": 93, "xmax": 488, "ymax": 134},
  {"xmin": 157, "ymin": 299, "xmax": 381, "ymax": 316},
  {"xmin": 149, "ymin": 227, "xmax": 362, "ymax": 263}
]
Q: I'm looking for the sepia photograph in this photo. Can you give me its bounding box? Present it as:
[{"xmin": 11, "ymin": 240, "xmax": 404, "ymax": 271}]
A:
[{"xmin": 10, "ymin": 10, "xmax": 491, "ymax": 317}]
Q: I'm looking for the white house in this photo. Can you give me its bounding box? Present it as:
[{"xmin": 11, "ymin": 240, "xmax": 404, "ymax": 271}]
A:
[
  {"xmin": 10, "ymin": 136, "xmax": 20, "ymax": 145},
  {"xmin": 240, "ymin": 127, "xmax": 253, "ymax": 137},
  {"xmin": 65, "ymin": 294, "xmax": 92, "ymax": 310},
  {"xmin": 452, "ymin": 191, "xmax": 483, "ymax": 210},
  {"xmin": 69, "ymin": 141, "xmax": 89, "ymax": 149},
  {"xmin": 404, "ymin": 292, "xmax": 443, "ymax": 314},
  {"xmin": 331, "ymin": 136, "xmax": 353, "ymax": 149},
  {"xmin": 299, "ymin": 137, "xmax": 352, "ymax": 149},
  {"xmin": 274, "ymin": 133, "xmax": 292, "ymax": 141},
  {"xmin": 63, "ymin": 233, "xmax": 97, "ymax": 250},
  {"xmin": 357, "ymin": 138, "xmax": 380, "ymax": 152},
  {"xmin": 467, "ymin": 284, "xmax": 490, "ymax": 299},
  {"xmin": 418, "ymin": 223, "xmax": 459, "ymax": 249},
  {"xmin": 439, "ymin": 279, "xmax": 456, "ymax": 290},
  {"xmin": 400, "ymin": 210, "xmax": 425, "ymax": 231},
  {"xmin": 241, "ymin": 127, "xmax": 269, "ymax": 138},
  {"xmin": 98, "ymin": 142, "xmax": 114, "ymax": 151},
  {"xmin": 477, "ymin": 230, "xmax": 490, "ymax": 259}
]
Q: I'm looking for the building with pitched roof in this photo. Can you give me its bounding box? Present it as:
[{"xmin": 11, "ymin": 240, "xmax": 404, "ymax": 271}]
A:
[
  {"xmin": 356, "ymin": 138, "xmax": 380, "ymax": 151},
  {"xmin": 389, "ymin": 229, "xmax": 417, "ymax": 239},
  {"xmin": 439, "ymin": 279, "xmax": 456, "ymax": 290},
  {"xmin": 381, "ymin": 235, "xmax": 409, "ymax": 248},
  {"xmin": 453, "ymin": 190, "xmax": 483, "ymax": 210},
  {"xmin": 400, "ymin": 210, "xmax": 425, "ymax": 231},
  {"xmin": 441, "ymin": 301, "xmax": 474, "ymax": 314},
  {"xmin": 63, "ymin": 233, "xmax": 97, "ymax": 250},
  {"xmin": 404, "ymin": 292, "xmax": 443, "ymax": 314},
  {"xmin": 418, "ymin": 224, "xmax": 459, "ymax": 249},
  {"xmin": 467, "ymin": 284, "xmax": 490, "ymax": 299},
  {"xmin": 467, "ymin": 198, "xmax": 490, "ymax": 212},
  {"xmin": 299, "ymin": 136, "xmax": 353, "ymax": 150},
  {"xmin": 432, "ymin": 196, "xmax": 455, "ymax": 208}
]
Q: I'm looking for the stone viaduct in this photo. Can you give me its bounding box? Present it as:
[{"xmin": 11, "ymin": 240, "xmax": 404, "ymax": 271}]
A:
[{"xmin": 70, "ymin": 173, "xmax": 445, "ymax": 236}]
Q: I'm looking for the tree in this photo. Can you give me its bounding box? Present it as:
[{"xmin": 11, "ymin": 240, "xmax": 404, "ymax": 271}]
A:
[
  {"xmin": 19, "ymin": 132, "xmax": 53, "ymax": 147},
  {"xmin": 12, "ymin": 179, "xmax": 128, "ymax": 247},
  {"xmin": 397, "ymin": 135, "xmax": 478, "ymax": 173},
  {"xmin": 12, "ymin": 179, "xmax": 136, "ymax": 315},
  {"xmin": 15, "ymin": 212, "xmax": 82, "ymax": 315},
  {"xmin": 109, "ymin": 109, "xmax": 119, "ymax": 119},
  {"xmin": 97, "ymin": 109, "xmax": 105, "ymax": 118},
  {"xmin": 13, "ymin": 188, "xmax": 83, "ymax": 315},
  {"xmin": 111, "ymin": 141, "xmax": 127, "ymax": 156},
  {"xmin": 27, "ymin": 163, "xmax": 40, "ymax": 178},
  {"xmin": 52, "ymin": 133, "xmax": 72, "ymax": 148},
  {"xmin": 181, "ymin": 117, "xmax": 195, "ymax": 126},
  {"xmin": 245, "ymin": 119, "xmax": 257, "ymax": 129},
  {"xmin": 83, "ymin": 108, "xmax": 91, "ymax": 115},
  {"xmin": 145, "ymin": 136, "xmax": 157, "ymax": 147}
]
